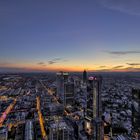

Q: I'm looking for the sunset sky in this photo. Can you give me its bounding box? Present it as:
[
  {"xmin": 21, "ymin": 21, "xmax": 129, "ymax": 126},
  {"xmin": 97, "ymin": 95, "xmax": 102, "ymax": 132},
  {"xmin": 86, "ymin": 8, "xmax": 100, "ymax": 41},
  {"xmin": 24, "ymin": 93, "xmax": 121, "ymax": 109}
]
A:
[{"xmin": 0, "ymin": 0, "xmax": 140, "ymax": 72}]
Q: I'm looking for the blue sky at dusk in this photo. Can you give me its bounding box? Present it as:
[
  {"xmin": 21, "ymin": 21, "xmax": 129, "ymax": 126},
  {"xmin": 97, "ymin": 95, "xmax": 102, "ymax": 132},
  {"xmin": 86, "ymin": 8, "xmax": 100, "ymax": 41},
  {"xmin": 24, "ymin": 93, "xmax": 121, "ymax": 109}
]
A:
[{"xmin": 0, "ymin": 0, "xmax": 140, "ymax": 72}]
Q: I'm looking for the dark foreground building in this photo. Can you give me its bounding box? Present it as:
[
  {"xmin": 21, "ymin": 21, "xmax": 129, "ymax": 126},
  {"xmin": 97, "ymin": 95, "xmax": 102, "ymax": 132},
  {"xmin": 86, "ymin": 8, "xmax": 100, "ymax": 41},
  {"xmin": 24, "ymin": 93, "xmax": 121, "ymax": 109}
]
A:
[{"xmin": 132, "ymin": 88, "xmax": 140, "ymax": 139}]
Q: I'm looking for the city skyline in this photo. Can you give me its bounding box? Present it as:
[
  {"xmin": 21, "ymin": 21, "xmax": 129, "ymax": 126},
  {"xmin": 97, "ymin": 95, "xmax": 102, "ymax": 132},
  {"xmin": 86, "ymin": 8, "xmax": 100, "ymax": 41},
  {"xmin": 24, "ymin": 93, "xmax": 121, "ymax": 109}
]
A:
[{"xmin": 0, "ymin": 0, "xmax": 140, "ymax": 72}]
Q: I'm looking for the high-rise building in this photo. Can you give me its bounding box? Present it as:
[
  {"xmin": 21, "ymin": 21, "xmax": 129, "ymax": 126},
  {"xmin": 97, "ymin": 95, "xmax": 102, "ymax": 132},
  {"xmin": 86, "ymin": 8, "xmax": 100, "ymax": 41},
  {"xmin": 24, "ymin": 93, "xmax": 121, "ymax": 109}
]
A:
[
  {"xmin": 86, "ymin": 76, "xmax": 102, "ymax": 120},
  {"xmin": 64, "ymin": 81, "xmax": 75, "ymax": 107},
  {"xmin": 47, "ymin": 118, "xmax": 74, "ymax": 140},
  {"xmin": 85, "ymin": 76, "xmax": 103, "ymax": 140},
  {"xmin": 132, "ymin": 88, "xmax": 140, "ymax": 139},
  {"xmin": 24, "ymin": 120, "xmax": 34, "ymax": 140},
  {"xmin": 56, "ymin": 72, "xmax": 68, "ymax": 104},
  {"xmin": 83, "ymin": 70, "xmax": 87, "ymax": 83}
]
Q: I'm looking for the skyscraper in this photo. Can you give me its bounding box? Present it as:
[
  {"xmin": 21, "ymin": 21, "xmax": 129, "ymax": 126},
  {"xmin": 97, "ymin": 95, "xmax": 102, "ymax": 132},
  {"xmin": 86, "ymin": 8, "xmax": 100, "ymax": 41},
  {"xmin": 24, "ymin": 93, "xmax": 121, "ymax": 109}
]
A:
[
  {"xmin": 64, "ymin": 80, "xmax": 75, "ymax": 107},
  {"xmin": 56, "ymin": 72, "xmax": 68, "ymax": 104},
  {"xmin": 24, "ymin": 120, "xmax": 34, "ymax": 140},
  {"xmin": 132, "ymin": 88, "xmax": 140, "ymax": 139},
  {"xmin": 85, "ymin": 76, "xmax": 103, "ymax": 140},
  {"xmin": 83, "ymin": 70, "xmax": 87, "ymax": 83},
  {"xmin": 47, "ymin": 118, "xmax": 74, "ymax": 140},
  {"xmin": 86, "ymin": 76, "xmax": 102, "ymax": 120}
]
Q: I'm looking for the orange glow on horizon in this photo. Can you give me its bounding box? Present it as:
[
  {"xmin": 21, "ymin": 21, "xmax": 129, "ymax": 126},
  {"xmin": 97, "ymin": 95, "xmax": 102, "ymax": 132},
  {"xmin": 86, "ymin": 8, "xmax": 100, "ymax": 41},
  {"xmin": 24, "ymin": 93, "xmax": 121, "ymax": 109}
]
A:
[{"xmin": 0, "ymin": 62, "xmax": 140, "ymax": 72}]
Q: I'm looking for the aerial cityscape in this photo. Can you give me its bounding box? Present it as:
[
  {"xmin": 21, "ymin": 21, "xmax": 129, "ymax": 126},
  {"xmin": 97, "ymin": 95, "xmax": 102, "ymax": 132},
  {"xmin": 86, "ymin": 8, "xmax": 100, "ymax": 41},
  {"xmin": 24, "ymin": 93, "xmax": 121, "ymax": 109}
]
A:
[
  {"xmin": 0, "ymin": 71, "xmax": 140, "ymax": 140},
  {"xmin": 0, "ymin": 0, "xmax": 140, "ymax": 140}
]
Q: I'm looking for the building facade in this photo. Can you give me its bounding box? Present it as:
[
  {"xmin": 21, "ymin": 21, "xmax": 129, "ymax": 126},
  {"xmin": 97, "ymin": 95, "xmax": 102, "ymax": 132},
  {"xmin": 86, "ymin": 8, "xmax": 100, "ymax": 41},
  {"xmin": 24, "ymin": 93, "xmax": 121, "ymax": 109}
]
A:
[
  {"xmin": 56, "ymin": 72, "xmax": 68, "ymax": 104},
  {"xmin": 64, "ymin": 81, "xmax": 75, "ymax": 107},
  {"xmin": 85, "ymin": 76, "xmax": 103, "ymax": 140},
  {"xmin": 132, "ymin": 88, "xmax": 140, "ymax": 139}
]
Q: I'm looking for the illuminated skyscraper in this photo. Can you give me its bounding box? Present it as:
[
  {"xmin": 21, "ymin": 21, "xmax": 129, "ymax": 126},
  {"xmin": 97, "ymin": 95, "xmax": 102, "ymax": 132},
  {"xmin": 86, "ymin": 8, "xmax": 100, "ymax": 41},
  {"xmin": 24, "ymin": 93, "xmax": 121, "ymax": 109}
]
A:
[
  {"xmin": 85, "ymin": 76, "xmax": 103, "ymax": 140},
  {"xmin": 86, "ymin": 76, "xmax": 102, "ymax": 119},
  {"xmin": 132, "ymin": 88, "xmax": 140, "ymax": 139}
]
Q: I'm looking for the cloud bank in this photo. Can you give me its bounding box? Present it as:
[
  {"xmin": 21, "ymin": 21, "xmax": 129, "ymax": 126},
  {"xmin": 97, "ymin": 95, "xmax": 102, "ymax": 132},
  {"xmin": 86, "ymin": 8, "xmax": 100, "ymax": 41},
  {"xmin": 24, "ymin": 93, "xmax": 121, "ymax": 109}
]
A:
[
  {"xmin": 126, "ymin": 63, "xmax": 140, "ymax": 66},
  {"xmin": 98, "ymin": 0, "xmax": 140, "ymax": 16},
  {"xmin": 106, "ymin": 50, "xmax": 140, "ymax": 55}
]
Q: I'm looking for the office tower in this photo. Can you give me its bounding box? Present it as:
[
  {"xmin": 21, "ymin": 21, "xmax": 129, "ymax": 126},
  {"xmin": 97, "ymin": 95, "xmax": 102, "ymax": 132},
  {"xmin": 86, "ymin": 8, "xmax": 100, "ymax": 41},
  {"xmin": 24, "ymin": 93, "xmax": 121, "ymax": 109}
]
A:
[
  {"xmin": 132, "ymin": 88, "xmax": 140, "ymax": 139},
  {"xmin": 47, "ymin": 118, "xmax": 74, "ymax": 140},
  {"xmin": 64, "ymin": 80, "xmax": 75, "ymax": 107},
  {"xmin": 85, "ymin": 76, "xmax": 103, "ymax": 140},
  {"xmin": 56, "ymin": 72, "xmax": 68, "ymax": 104},
  {"xmin": 24, "ymin": 120, "xmax": 34, "ymax": 140},
  {"xmin": 73, "ymin": 76, "xmax": 81, "ymax": 89},
  {"xmin": 65, "ymin": 117, "xmax": 87, "ymax": 140},
  {"xmin": 83, "ymin": 70, "xmax": 87, "ymax": 83},
  {"xmin": 86, "ymin": 76, "xmax": 102, "ymax": 120}
]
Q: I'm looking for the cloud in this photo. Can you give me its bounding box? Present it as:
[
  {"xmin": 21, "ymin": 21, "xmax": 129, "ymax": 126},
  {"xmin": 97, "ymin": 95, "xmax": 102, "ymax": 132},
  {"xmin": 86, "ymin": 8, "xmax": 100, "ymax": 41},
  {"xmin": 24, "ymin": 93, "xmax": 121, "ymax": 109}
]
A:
[
  {"xmin": 48, "ymin": 61, "xmax": 57, "ymax": 65},
  {"xmin": 97, "ymin": 0, "xmax": 140, "ymax": 16},
  {"xmin": 0, "ymin": 62, "xmax": 11, "ymax": 66},
  {"xmin": 48, "ymin": 58, "xmax": 67, "ymax": 65},
  {"xmin": 99, "ymin": 66, "xmax": 106, "ymax": 68},
  {"xmin": 96, "ymin": 69, "xmax": 112, "ymax": 72},
  {"xmin": 93, "ymin": 67, "xmax": 140, "ymax": 72},
  {"xmin": 112, "ymin": 65, "xmax": 124, "ymax": 69},
  {"xmin": 93, "ymin": 64, "xmax": 140, "ymax": 72},
  {"xmin": 106, "ymin": 51, "xmax": 140, "ymax": 55},
  {"xmin": 37, "ymin": 58, "xmax": 63, "ymax": 66},
  {"xmin": 48, "ymin": 58, "xmax": 61, "ymax": 65},
  {"xmin": 37, "ymin": 62, "xmax": 46, "ymax": 66},
  {"xmin": 38, "ymin": 62, "xmax": 45, "ymax": 65},
  {"xmin": 123, "ymin": 67, "xmax": 140, "ymax": 71},
  {"xmin": 126, "ymin": 63, "xmax": 140, "ymax": 66},
  {"xmin": 0, "ymin": 67, "xmax": 32, "ymax": 73},
  {"xmin": 53, "ymin": 58, "xmax": 62, "ymax": 61}
]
